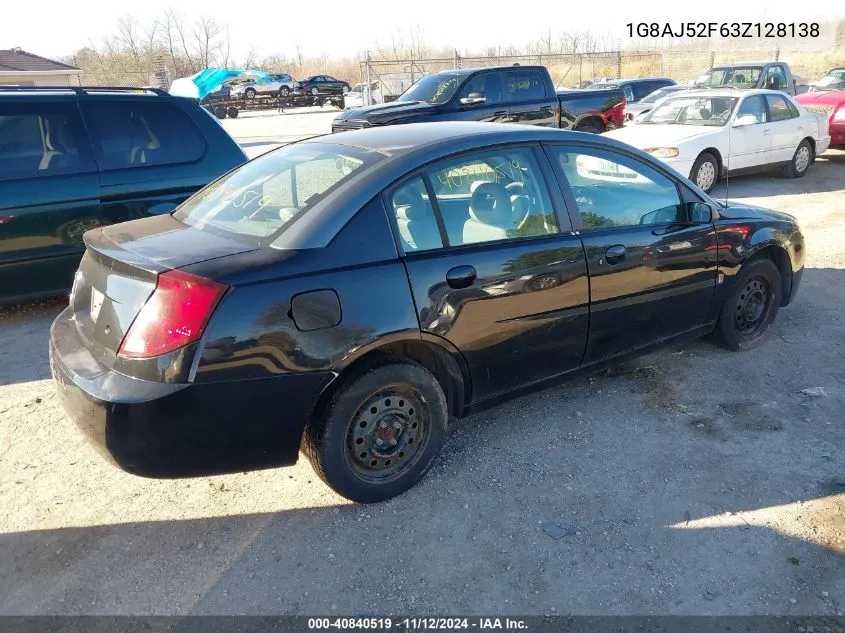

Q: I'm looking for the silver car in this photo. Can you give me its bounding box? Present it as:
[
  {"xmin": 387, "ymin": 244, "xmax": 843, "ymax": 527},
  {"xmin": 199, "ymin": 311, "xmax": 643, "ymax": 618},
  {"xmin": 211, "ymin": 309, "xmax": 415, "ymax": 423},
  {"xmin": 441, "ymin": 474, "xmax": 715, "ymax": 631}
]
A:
[
  {"xmin": 231, "ymin": 73, "xmax": 297, "ymax": 99},
  {"xmin": 625, "ymin": 85, "xmax": 689, "ymax": 121}
]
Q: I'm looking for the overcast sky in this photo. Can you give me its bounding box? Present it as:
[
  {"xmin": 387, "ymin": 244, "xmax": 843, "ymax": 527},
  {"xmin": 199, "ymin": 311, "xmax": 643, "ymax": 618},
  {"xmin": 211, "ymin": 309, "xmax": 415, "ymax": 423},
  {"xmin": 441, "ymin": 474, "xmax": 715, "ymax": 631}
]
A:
[{"xmin": 2, "ymin": 0, "xmax": 841, "ymax": 61}]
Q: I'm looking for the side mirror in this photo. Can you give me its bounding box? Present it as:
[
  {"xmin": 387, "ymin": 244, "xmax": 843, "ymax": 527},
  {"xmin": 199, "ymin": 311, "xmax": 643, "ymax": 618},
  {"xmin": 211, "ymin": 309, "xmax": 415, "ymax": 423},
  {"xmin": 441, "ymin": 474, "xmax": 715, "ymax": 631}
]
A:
[
  {"xmin": 687, "ymin": 201, "xmax": 715, "ymax": 223},
  {"xmin": 459, "ymin": 92, "xmax": 486, "ymax": 106},
  {"xmin": 733, "ymin": 114, "xmax": 757, "ymax": 127}
]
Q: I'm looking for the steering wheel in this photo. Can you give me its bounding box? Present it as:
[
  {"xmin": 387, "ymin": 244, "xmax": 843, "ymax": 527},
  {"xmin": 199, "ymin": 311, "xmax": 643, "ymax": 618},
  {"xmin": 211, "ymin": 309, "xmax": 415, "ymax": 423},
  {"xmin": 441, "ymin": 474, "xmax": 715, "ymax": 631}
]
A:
[{"xmin": 505, "ymin": 181, "xmax": 533, "ymax": 229}]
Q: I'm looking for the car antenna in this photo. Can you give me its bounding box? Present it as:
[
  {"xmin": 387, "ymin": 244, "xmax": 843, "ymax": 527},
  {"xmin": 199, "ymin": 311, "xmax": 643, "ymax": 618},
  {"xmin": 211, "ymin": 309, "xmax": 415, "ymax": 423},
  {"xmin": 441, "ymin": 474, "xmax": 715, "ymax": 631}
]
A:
[{"xmin": 724, "ymin": 59, "xmax": 734, "ymax": 208}]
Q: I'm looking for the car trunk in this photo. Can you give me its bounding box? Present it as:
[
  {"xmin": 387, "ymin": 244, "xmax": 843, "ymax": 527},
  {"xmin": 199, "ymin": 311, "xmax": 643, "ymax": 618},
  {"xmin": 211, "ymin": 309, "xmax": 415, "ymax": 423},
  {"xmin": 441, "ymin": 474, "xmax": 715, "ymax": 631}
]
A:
[{"xmin": 71, "ymin": 214, "xmax": 257, "ymax": 369}]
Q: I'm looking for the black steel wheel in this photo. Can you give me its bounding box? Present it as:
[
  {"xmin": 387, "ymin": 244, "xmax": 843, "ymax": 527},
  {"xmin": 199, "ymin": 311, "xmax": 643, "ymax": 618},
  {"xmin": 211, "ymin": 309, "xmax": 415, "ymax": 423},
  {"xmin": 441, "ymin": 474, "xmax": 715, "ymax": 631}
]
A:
[
  {"xmin": 226, "ymin": 106, "xmax": 239, "ymax": 118},
  {"xmin": 712, "ymin": 257, "xmax": 782, "ymax": 351},
  {"xmin": 303, "ymin": 358, "xmax": 448, "ymax": 503}
]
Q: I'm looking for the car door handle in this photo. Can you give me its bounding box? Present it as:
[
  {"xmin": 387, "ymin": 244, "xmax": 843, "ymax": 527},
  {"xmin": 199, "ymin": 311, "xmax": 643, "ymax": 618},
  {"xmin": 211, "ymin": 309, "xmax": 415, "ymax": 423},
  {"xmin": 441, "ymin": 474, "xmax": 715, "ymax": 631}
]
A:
[
  {"xmin": 604, "ymin": 245, "xmax": 627, "ymax": 265},
  {"xmin": 446, "ymin": 265, "xmax": 477, "ymax": 289}
]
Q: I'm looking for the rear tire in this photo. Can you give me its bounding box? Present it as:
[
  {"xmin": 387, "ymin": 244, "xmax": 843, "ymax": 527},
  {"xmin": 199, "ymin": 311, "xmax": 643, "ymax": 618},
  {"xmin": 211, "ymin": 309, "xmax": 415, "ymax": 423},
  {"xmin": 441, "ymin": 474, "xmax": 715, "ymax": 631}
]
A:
[
  {"xmin": 691, "ymin": 152, "xmax": 719, "ymax": 192},
  {"xmin": 575, "ymin": 122, "xmax": 604, "ymax": 134},
  {"xmin": 782, "ymin": 140, "xmax": 813, "ymax": 179},
  {"xmin": 226, "ymin": 106, "xmax": 239, "ymax": 118},
  {"xmin": 213, "ymin": 106, "xmax": 227, "ymax": 119},
  {"xmin": 279, "ymin": 86, "xmax": 290, "ymax": 97},
  {"xmin": 303, "ymin": 358, "xmax": 448, "ymax": 503},
  {"xmin": 712, "ymin": 257, "xmax": 782, "ymax": 351}
]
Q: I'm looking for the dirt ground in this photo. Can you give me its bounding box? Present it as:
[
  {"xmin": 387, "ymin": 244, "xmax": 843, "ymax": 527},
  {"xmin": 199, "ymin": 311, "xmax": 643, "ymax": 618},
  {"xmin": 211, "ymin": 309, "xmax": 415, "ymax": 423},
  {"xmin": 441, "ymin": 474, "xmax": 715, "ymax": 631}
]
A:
[{"xmin": 0, "ymin": 112, "xmax": 842, "ymax": 616}]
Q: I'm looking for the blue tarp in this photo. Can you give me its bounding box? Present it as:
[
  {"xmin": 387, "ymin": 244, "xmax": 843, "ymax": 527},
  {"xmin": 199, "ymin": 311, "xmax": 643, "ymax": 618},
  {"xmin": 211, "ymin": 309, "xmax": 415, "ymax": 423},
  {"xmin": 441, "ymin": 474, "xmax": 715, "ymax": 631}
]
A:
[{"xmin": 171, "ymin": 68, "xmax": 274, "ymax": 100}]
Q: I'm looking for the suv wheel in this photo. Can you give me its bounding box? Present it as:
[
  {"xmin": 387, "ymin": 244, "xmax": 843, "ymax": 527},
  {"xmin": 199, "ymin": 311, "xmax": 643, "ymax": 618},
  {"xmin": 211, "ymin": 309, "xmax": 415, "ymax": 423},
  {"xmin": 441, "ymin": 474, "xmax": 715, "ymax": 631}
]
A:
[
  {"xmin": 303, "ymin": 358, "xmax": 448, "ymax": 503},
  {"xmin": 244, "ymin": 87, "xmax": 257, "ymax": 100},
  {"xmin": 712, "ymin": 257, "xmax": 782, "ymax": 351}
]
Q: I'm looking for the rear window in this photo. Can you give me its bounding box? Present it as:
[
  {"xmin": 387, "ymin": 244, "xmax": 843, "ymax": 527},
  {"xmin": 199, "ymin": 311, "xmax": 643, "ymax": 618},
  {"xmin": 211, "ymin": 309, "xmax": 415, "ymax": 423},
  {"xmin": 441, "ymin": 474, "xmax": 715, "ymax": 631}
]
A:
[
  {"xmin": 81, "ymin": 101, "xmax": 206, "ymax": 170},
  {"xmin": 173, "ymin": 142, "xmax": 384, "ymax": 243}
]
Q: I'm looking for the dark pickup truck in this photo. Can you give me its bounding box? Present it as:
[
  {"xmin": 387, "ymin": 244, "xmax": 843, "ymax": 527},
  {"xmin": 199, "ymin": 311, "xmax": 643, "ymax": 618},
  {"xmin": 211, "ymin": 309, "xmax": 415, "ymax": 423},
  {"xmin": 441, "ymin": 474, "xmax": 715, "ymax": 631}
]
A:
[{"xmin": 332, "ymin": 65, "xmax": 625, "ymax": 134}]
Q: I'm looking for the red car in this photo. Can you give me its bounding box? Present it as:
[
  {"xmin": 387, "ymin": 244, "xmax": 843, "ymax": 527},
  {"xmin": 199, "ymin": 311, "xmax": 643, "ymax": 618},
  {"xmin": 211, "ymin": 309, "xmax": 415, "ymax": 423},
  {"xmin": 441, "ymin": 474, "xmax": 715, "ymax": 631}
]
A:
[{"xmin": 796, "ymin": 89, "xmax": 845, "ymax": 148}]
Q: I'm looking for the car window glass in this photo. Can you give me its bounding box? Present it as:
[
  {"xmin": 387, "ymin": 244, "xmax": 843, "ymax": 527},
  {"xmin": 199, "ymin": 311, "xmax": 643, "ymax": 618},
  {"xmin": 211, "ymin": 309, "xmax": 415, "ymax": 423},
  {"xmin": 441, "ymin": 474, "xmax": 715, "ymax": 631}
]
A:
[
  {"xmin": 553, "ymin": 147, "xmax": 682, "ymax": 229},
  {"xmin": 766, "ymin": 94, "xmax": 796, "ymax": 121},
  {"xmin": 503, "ymin": 70, "xmax": 547, "ymax": 102},
  {"xmin": 175, "ymin": 142, "xmax": 384, "ymax": 243},
  {"xmin": 81, "ymin": 101, "xmax": 206, "ymax": 170},
  {"xmin": 0, "ymin": 104, "xmax": 95, "ymax": 181},
  {"xmin": 389, "ymin": 176, "xmax": 443, "ymax": 252},
  {"xmin": 632, "ymin": 82, "xmax": 653, "ymax": 100},
  {"xmin": 426, "ymin": 147, "xmax": 559, "ymax": 246},
  {"xmin": 736, "ymin": 95, "xmax": 767, "ymax": 123},
  {"xmin": 458, "ymin": 73, "xmax": 502, "ymax": 104},
  {"xmin": 622, "ymin": 85, "xmax": 636, "ymax": 102},
  {"xmin": 765, "ymin": 66, "xmax": 787, "ymax": 90}
]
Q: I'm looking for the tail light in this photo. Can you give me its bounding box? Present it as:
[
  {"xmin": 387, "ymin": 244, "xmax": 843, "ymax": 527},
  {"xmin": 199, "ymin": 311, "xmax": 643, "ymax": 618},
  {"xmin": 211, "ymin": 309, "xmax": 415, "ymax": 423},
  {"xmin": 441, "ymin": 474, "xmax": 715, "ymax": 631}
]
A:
[{"xmin": 118, "ymin": 270, "xmax": 228, "ymax": 359}]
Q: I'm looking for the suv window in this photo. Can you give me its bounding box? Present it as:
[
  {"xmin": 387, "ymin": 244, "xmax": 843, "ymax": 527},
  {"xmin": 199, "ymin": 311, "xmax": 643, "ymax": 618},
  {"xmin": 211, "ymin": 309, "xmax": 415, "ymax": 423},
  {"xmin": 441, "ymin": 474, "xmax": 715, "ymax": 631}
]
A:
[
  {"xmin": 81, "ymin": 101, "xmax": 206, "ymax": 170},
  {"xmin": 0, "ymin": 103, "xmax": 95, "ymax": 182},
  {"xmin": 458, "ymin": 73, "xmax": 502, "ymax": 104},
  {"xmin": 389, "ymin": 176, "xmax": 443, "ymax": 252},
  {"xmin": 765, "ymin": 94, "xmax": 797, "ymax": 121},
  {"xmin": 425, "ymin": 146, "xmax": 559, "ymax": 246},
  {"xmin": 503, "ymin": 70, "xmax": 547, "ymax": 102},
  {"xmin": 553, "ymin": 147, "xmax": 682, "ymax": 229}
]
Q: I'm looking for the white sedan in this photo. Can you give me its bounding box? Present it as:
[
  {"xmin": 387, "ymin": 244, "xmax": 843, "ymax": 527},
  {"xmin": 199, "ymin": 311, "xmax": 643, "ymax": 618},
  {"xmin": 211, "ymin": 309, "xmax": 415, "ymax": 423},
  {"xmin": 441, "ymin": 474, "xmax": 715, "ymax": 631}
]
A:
[{"xmin": 604, "ymin": 89, "xmax": 831, "ymax": 192}]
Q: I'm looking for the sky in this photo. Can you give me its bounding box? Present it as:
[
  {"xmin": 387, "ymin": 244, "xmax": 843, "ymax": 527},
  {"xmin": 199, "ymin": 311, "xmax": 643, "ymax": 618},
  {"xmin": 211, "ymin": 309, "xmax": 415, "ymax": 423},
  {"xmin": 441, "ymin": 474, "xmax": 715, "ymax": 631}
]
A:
[{"xmin": 1, "ymin": 0, "xmax": 842, "ymax": 62}]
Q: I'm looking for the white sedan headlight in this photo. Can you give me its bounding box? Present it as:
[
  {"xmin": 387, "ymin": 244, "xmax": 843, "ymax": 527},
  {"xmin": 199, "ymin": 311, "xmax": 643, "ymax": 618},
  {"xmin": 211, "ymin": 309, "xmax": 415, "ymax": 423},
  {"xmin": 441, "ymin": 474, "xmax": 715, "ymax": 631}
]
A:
[{"xmin": 644, "ymin": 147, "xmax": 680, "ymax": 158}]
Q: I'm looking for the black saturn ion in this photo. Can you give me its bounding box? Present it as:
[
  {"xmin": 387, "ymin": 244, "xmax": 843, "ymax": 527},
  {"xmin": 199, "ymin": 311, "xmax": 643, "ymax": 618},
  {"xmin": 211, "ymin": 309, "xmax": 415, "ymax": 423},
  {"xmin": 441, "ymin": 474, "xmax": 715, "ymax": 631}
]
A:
[{"xmin": 50, "ymin": 122, "xmax": 804, "ymax": 503}]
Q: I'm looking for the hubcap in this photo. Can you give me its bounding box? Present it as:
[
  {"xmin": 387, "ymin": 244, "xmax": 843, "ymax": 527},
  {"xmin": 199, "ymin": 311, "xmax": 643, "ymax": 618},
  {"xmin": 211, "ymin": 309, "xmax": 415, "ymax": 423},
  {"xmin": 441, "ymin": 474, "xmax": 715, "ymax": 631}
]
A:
[
  {"xmin": 65, "ymin": 218, "xmax": 100, "ymax": 243},
  {"xmin": 734, "ymin": 277, "xmax": 772, "ymax": 337},
  {"xmin": 795, "ymin": 146, "xmax": 810, "ymax": 172},
  {"xmin": 345, "ymin": 389, "xmax": 427, "ymax": 482},
  {"xmin": 696, "ymin": 161, "xmax": 716, "ymax": 190}
]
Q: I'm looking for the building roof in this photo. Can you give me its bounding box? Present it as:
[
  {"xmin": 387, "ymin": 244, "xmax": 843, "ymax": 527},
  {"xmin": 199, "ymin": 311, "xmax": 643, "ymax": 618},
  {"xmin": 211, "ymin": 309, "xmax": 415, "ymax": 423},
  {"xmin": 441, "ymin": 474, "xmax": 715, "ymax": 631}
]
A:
[{"xmin": 0, "ymin": 48, "xmax": 81, "ymax": 73}]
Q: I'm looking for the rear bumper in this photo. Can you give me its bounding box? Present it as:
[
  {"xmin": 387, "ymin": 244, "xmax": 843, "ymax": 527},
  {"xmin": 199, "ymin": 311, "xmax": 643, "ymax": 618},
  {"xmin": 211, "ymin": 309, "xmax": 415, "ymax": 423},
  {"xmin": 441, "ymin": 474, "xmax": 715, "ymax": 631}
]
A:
[
  {"xmin": 49, "ymin": 307, "xmax": 335, "ymax": 478},
  {"xmin": 828, "ymin": 122, "xmax": 845, "ymax": 148}
]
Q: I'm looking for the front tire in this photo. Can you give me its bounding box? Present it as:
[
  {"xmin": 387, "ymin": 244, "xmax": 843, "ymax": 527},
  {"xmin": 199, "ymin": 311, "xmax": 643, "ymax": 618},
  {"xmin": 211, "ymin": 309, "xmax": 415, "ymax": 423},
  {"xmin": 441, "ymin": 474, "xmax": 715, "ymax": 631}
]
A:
[
  {"xmin": 303, "ymin": 358, "xmax": 448, "ymax": 503},
  {"xmin": 712, "ymin": 257, "xmax": 782, "ymax": 351},
  {"xmin": 279, "ymin": 86, "xmax": 290, "ymax": 97},
  {"xmin": 244, "ymin": 87, "xmax": 256, "ymax": 100},
  {"xmin": 311, "ymin": 87, "xmax": 320, "ymax": 96},
  {"xmin": 782, "ymin": 140, "xmax": 812, "ymax": 179},
  {"xmin": 691, "ymin": 152, "xmax": 719, "ymax": 192}
]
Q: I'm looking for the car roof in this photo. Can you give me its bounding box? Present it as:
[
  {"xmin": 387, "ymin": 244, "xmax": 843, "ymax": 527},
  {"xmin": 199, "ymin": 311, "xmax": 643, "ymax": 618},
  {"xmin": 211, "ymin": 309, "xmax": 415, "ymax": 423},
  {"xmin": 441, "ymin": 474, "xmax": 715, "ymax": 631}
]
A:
[
  {"xmin": 614, "ymin": 77, "xmax": 675, "ymax": 84},
  {"xmin": 306, "ymin": 121, "xmax": 596, "ymax": 156}
]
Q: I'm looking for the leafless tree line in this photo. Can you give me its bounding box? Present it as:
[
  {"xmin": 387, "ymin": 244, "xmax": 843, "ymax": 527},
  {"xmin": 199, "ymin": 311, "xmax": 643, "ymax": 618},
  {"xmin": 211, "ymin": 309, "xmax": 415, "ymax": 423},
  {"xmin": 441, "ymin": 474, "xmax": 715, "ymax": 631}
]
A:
[{"xmin": 62, "ymin": 13, "xmax": 843, "ymax": 86}]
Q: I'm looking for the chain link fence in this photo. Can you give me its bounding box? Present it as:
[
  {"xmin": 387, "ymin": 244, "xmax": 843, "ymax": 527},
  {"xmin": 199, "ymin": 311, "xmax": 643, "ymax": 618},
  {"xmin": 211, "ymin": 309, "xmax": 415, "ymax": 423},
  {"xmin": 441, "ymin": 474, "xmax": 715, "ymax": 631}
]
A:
[{"xmin": 359, "ymin": 47, "xmax": 840, "ymax": 102}]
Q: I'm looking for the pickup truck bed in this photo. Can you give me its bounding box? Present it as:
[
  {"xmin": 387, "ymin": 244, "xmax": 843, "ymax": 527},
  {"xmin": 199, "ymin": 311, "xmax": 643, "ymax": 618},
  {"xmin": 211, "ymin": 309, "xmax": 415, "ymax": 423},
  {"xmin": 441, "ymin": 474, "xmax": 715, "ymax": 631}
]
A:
[{"xmin": 332, "ymin": 66, "xmax": 625, "ymax": 134}]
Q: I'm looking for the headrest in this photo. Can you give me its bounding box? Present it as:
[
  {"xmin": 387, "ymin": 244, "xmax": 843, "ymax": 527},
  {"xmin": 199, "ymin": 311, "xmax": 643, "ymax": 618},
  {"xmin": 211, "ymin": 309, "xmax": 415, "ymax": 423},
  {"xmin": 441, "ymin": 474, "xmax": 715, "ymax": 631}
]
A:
[
  {"xmin": 394, "ymin": 187, "xmax": 425, "ymax": 220},
  {"xmin": 469, "ymin": 182, "xmax": 512, "ymax": 226}
]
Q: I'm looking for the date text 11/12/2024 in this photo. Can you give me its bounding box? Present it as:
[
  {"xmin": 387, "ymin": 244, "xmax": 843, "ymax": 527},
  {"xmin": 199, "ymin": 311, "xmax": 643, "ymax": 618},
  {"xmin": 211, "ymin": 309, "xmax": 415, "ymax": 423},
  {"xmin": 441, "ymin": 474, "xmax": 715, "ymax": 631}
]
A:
[
  {"xmin": 626, "ymin": 22, "xmax": 820, "ymax": 38},
  {"xmin": 308, "ymin": 618, "xmax": 528, "ymax": 630}
]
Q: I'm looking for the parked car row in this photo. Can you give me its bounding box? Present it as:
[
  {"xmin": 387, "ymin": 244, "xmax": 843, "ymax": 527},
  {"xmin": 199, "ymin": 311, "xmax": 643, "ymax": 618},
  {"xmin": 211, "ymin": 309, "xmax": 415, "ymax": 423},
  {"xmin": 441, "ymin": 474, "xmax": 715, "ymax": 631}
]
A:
[{"xmin": 229, "ymin": 73, "xmax": 351, "ymax": 99}]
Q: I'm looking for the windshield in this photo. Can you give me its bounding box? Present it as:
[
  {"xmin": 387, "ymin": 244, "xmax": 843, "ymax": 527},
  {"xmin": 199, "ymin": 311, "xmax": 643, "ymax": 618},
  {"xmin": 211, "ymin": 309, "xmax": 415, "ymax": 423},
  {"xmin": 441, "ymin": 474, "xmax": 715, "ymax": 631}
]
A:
[
  {"xmin": 817, "ymin": 70, "xmax": 845, "ymax": 88},
  {"xmin": 397, "ymin": 73, "xmax": 463, "ymax": 104},
  {"xmin": 640, "ymin": 95, "xmax": 739, "ymax": 126},
  {"xmin": 174, "ymin": 143, "xmax": 384, "ymax": 243},
  {"xmin": 696, "ymin": 67, "xmax": 762, "ymax": 88}
]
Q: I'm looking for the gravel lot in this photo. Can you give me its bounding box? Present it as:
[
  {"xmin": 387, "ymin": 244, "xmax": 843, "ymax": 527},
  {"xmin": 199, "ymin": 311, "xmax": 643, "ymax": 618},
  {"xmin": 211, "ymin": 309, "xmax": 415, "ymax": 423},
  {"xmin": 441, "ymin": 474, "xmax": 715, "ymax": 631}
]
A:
[{"xmin": 0, "ymin": 111, "xmax": 842, "ymax": 616}]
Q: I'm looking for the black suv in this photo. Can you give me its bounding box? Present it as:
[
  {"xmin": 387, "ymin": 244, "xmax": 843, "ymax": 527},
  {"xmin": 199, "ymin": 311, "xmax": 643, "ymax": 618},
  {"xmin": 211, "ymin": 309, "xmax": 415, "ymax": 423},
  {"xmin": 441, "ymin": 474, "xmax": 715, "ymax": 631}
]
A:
[{"xmin": 0, "ymin": 86, "xmax": 247, "ymax": 305}]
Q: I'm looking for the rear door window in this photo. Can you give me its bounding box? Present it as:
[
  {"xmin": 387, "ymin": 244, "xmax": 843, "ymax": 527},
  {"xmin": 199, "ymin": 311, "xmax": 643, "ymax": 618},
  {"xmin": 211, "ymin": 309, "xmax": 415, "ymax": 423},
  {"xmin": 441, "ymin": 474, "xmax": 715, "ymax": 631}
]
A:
[
  {"xmin": 0, "ymin": 102, "xmax": 95, "ymax": 181},
  {"xmin": 80, "ymin": 101, "xmax": 206, "ymax": 170},
  {"xmin": 503, "ymin": 70, "xmax": 547, "ymax": 102},
  {"xmin": 765, "ymin": 94, "xmax": 798, "ymax": 121}
]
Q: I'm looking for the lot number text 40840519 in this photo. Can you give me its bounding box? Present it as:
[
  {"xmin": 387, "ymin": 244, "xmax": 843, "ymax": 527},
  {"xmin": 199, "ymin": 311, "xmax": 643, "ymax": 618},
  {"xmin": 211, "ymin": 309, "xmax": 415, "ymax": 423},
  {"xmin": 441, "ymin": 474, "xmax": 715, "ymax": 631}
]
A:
[
  {"xmin": 626, "ymin": 22, "xmax": 820, "ymax": 38},
  {"xmin": 307, "ymin": 618, "xmax": 529, "ymax": 630}
]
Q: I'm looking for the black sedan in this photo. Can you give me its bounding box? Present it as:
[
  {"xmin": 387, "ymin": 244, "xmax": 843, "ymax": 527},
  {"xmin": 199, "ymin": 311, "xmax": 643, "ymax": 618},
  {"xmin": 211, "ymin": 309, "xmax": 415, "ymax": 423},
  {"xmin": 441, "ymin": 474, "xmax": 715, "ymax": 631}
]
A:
[
  {"xmin": 50, "ymin": 122, "xmax": 804, "ymax": 503},
  {"xmin": 295, "ymin": 75, "xmax": 350, "ymax": 96}
]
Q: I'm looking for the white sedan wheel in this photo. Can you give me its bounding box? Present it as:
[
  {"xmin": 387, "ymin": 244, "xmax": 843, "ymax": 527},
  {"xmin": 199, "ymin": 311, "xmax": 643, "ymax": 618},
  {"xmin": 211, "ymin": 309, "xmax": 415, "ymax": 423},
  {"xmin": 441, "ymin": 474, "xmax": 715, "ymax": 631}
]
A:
[
  {"xmin": 794, "ymin": 145, "xmax": 811, "ymax": 173},
  {"xmin": 695, "ymin": 160, "xmax": 717, "ymax": 191}
]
